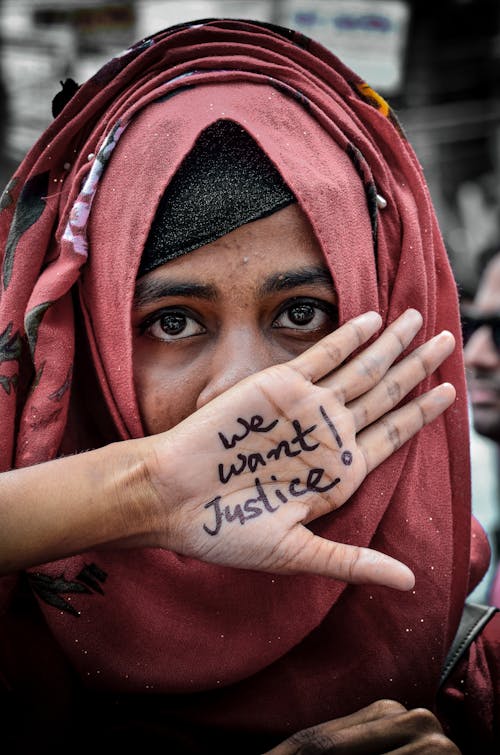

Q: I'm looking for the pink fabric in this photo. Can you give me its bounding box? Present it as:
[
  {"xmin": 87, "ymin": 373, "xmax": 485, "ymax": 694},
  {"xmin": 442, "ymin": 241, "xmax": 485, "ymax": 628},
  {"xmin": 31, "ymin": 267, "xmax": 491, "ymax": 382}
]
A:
[{"xmin": 0, "ymin": 18, "xmax": 491, "ymax": 737}]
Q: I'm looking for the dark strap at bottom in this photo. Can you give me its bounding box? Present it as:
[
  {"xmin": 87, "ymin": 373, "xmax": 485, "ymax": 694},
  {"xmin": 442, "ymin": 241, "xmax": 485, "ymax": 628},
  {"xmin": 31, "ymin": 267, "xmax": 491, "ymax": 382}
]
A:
[{"xmin": 440, "ymin": 601, "xmax": 498, "ymax": 686}]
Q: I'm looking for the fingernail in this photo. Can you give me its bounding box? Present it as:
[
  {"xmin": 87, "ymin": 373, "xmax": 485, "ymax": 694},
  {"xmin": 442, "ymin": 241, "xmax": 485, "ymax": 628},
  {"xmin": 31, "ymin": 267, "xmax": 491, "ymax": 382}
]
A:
[
  {"xmin": 436, "ymin": 330, "xmax": 455, "ymax": 348},
  {"xmin": 365, "ymin": 551, "xmax": 416, "ymax": 591},
  {"xmin": 439, "ymin": 330, "xmax": 454, "ymax": 341},
  {"xmin": 405, "ymin": 308, "xmax": 423, "ymax": 325},
  {"xmin": 434, "ymin": 383, "xmax": 456, "ymax": 403}
]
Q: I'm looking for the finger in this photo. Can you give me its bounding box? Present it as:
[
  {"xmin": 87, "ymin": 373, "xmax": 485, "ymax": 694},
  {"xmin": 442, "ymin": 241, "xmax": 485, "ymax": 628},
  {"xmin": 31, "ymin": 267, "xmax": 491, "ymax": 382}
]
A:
[
  {"xmin": 277, "ymin": 526, "xmax": 415, "ymax": 590},
  {"xmin": 307, "ymin": 708, "xmax": 450, "ymax": 754},
  {"xmin": 262, "ymin": 701, "xmax": 409, "ymax": 755},
  {"xmin": 321, "ymin": 309, "xmax": 423, "ymax": 403},
  {"xmin": 358, "ymin": 382, "xmax": 456, "ymax": 473},
  {"xmin": 349, "ymin": 330, "xmax": 455, "ymax": 432},
  {"xmin": 289, "ymin": 311, "xmax": 382, "ymax": 384},
  {"xmin": 325, "ymin": 708, "xmax": 451, "ymax": 754}
]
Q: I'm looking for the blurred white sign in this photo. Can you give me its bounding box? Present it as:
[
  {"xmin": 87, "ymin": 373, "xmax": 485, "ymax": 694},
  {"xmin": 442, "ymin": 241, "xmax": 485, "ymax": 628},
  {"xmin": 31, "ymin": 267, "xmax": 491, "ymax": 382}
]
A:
[
  {"xmin": 281, "ymin": 0, "xmax": 410, "ymax": 94},
  {"xmin": 137, "ymin": 1, "xmax": 273, "ymax": 39}
]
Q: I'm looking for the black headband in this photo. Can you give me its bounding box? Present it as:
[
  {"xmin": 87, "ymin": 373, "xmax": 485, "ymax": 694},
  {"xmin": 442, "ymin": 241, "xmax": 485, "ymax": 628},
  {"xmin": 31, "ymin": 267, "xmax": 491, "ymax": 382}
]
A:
[{"xmin": 139, "ymin": 119, "xmax": 296, "ymax": 276}]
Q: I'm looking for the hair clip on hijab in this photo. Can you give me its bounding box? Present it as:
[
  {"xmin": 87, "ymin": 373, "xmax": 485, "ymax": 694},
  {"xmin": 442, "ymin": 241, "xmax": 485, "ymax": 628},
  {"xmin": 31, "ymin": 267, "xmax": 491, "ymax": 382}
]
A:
[{"xmin": 376, "ymin": 193, "xmax": 387, "ymax": 209}]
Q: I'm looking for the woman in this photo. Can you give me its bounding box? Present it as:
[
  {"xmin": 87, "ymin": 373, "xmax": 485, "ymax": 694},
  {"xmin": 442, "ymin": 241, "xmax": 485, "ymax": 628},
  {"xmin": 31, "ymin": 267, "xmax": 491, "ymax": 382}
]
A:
[{"xmin": 0, "ymin": 18, "xmax": 497, "ymax": 754}]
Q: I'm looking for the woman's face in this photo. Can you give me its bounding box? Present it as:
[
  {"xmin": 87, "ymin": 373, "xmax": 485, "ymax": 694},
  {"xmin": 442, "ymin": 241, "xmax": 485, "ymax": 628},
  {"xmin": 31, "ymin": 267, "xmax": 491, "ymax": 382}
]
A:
[{"xmin": 132, "ymin": 204, "xmax": 338, "ymax": 435}]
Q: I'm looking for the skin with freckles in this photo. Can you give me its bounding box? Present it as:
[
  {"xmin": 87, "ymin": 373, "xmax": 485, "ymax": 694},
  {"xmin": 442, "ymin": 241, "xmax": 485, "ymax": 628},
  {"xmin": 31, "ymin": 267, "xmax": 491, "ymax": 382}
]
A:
[
  {"xmin": 0, "ymin": 197, "xmax": 460, "ymax": 754},
  {"xmin": 132, "ymin": 204, "xmax": 338, "ymax": 435},
  {"xmin": 126, "ymin": 201, "xmax": 457, "ymax": 588},
  {"xmin": 464, "ymin": 253, "xmax": 500, "ymax": 442},
  {"xmin": 0, "ymin": 204, "xmax": 456, "ymax": 585},
  {"xmin": 0, "ymin": 21, "xmax": 484, "ymax": 752}
]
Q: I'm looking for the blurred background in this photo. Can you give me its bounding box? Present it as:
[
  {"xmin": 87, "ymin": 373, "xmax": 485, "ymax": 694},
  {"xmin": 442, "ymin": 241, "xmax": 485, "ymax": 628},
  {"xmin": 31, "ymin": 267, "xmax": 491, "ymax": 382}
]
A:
[{"xmin": 0, "ymin": 0, "xmax": 499, "ymax": 598}]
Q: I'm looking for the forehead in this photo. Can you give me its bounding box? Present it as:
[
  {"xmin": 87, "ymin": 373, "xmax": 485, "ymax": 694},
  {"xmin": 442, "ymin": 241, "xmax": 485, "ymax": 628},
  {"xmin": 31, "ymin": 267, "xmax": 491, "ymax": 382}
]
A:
[
  {"xmin": 90, "ymin": 87, "xmax": 377, "ymax": 324},
  {"xmin": 134, "ymin": 204, "xmax": 330, "ymax": 295}
]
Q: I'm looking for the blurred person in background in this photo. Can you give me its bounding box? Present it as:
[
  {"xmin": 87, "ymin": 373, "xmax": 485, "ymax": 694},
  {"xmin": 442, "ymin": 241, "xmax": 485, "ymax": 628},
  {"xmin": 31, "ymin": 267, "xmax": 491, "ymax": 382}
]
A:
[
  {"xmin": 463, "ymin": 247, "xmax": 500, "ymax": 606},
  {"xmin": 0, "ymin": 18, "xmax": 498, "ymax": 755}
]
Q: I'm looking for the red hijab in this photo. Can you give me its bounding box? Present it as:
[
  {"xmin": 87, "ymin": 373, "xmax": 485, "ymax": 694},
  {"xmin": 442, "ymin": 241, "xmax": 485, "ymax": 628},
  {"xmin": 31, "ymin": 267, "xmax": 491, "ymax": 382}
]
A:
[{"xmin": 0, "ymin": 18, "xmax": 489, "ymax": 738}]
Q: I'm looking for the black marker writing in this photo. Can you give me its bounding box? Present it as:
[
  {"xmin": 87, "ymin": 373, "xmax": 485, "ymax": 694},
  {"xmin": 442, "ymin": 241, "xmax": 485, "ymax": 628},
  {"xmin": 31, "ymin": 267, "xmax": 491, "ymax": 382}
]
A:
[
  {"xmin": 271, "ymin": 475, "xmax": 288, "ymax": 503},
  {"xmin": 218, "ymin": 414, "xmax": 279, "ymax": 450},
  {"xmin": 319, "ymin": 405, "xmax": 353, "ymax": 466},
  {"xmin": 319, "ymin": 404, "xmax": 342, "ymax": 448},
  {"xmin": 203, "ymin": 478, "xmax": 278, "ymax": 536},
  {"xmin": 267, "ymin": 419, "xmax": 319, "ymax": 458},
  {"xmin": 218, "ymin": 419, "xmax": 318, "ymax": 484},
  {"xmin": 205, "ymin": 404, "xmax": 354, "ymax": 537},
  {"xmin": 203, "ymin": 469, "xmax": 340, "ymax": 537}
]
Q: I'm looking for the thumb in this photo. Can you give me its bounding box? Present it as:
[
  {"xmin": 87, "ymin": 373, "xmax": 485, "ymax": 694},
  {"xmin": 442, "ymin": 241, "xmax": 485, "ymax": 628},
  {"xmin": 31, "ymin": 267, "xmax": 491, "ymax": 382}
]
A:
[{"xmin": 281, "ymin": 527, "xmax": 415, "ymax": 590}]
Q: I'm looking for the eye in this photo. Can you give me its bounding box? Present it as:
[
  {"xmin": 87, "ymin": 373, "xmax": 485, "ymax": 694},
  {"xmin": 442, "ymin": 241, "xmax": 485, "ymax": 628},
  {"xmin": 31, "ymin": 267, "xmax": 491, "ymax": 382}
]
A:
[
  {"xmin": 141, "ymin": 308, "xmax": 206, "ymax": 342},
  {"xmin": 273, "ymin": 298, "xmax": 337, "ymax": 332}
]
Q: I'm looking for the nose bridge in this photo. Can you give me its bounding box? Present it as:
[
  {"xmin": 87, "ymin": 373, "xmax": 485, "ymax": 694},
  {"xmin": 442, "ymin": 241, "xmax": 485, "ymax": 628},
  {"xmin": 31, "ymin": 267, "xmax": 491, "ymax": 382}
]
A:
[
  {"xmin": 196, "ymin": 325, "xmax": 274, "ymax": 409},
  {"xmin": 464, "ymin": 325, "xmax": 499, "ymax": 369}
]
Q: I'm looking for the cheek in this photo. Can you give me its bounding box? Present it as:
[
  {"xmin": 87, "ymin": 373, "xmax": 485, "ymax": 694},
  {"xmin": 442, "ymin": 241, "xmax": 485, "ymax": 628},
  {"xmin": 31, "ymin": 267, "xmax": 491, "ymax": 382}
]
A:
[{"xmin": 133, "ymin": 347, "xmax": 204, "ymax": 435}]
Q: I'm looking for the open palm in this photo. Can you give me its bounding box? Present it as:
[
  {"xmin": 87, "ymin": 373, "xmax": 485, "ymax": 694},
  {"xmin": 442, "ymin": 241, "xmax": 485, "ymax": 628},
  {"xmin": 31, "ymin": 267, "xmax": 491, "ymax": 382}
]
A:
[{"xmin": 147, "ymin": 309, "xmax": 455, "ymax": 590}]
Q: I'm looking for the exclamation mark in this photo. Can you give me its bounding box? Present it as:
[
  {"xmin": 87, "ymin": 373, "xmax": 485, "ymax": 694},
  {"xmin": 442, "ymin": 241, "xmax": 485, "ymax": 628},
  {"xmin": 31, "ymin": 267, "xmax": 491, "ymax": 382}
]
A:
[{"xmin": 319, "ymin": 405, "xmax": 353, "ymax": 466}]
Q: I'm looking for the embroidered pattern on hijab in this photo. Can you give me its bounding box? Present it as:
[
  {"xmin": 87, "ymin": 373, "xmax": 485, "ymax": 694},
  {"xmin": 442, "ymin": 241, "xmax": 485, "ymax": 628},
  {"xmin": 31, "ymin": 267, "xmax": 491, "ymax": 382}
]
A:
[{"xmin": 0, "ymin": 18, "xmax": 489, "ymax": 734}]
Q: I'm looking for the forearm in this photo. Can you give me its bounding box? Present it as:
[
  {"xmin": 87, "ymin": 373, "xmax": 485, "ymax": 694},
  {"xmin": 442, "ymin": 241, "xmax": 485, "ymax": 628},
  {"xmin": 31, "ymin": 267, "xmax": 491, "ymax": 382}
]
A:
[
  {"xmin": 0, "ymin": 438, "xmax": 160, "ymax": 574},
  {"xmin": 0, "ymin": 313, "xmax": 457, "ymax": 586}
]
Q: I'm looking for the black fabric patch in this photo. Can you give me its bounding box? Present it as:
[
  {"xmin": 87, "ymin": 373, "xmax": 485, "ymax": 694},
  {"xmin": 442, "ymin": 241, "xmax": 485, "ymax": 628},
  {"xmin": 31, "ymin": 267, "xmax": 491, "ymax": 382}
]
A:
[
  {"xmin": 52, "ymin": 78, "xmax": 80, "ymax": 118},
  {"xmin": 75, "ymin": 563, "xmax": 108, "ymax": 595},
  {"xmin": 2, "ymin": 171, "xmax": 49, "ymax": 290},
  {"xmin": 0, "ymin": 176, "xmax": 18, "ymax": 210},
  {"xmin": 28, "ymin": 573, "xmax": 91, "ymax": 617},
  {"xmin": 28, "ymin": 563, "xmax": 108, "ymax": 617},
  {"xmin": 139, "ymin": 119, "xmax": 295, "ymax": 276},
  {"xmin": 25, "ymin": 301, "xmax": 52, "ymax": 358},
  {"xmin": 30, "ymin": 360, "xmax": 45, "ymax": 393},
  {"xmin": 0, "ymin": 322, "xmax": 22, "ymax": 364},
  {"xmin": 0, "ymin": 373, "xmax": 17, "ymax": 395},
  {"xmin": 346, "ymin": 142, "xmax": 378, "ymax": 247},
  {"xmin": 0, "ymin": 322, "xmax": 22, "ymax": 393},
  {"xmin": 48, "ymin": 364, "xmax": 73, "ymax": 401}
]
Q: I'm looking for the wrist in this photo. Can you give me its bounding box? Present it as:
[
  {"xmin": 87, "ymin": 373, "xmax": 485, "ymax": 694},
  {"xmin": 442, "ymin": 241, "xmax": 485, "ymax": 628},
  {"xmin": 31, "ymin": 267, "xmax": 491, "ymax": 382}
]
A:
[
  {"xmin": 135, "ymin": 429, "xmax": 189, "ymax": 551},
  {"xmin": 102, "ymin": 437, "xmax": 165, "ymax": 549},
  {"xmin": 0, "ymin": 438, "xmax": 165, "ymax": 574}
]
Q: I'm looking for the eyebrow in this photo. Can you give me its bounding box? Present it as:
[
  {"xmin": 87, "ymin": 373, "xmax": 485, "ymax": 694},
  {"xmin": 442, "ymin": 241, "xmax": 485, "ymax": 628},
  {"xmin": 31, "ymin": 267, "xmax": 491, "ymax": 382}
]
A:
[
  {"xmin": 133, "ymin": 279, "xmax": 218, "ymax": 308},
  {"xmin": 259, "ymin": 265, "xmax": 334, "ymax": 296},
  {"xmin": 133, "ymin": 264, "xmax": 335, "ymax": 308}
]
